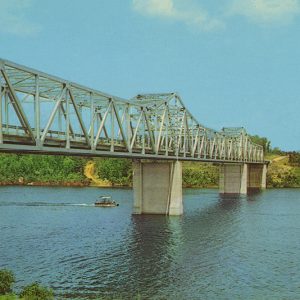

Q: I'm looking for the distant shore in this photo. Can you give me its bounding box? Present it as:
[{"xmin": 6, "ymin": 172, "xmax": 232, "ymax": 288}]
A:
[{"xmin": 0, "ymin": 153, "xmax": 299, "ymax": 188}]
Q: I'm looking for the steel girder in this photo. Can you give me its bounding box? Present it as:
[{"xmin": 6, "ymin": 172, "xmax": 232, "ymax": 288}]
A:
[{"xmin": 0, "ymin": 58, "xmax": 264, "ymax": 163}]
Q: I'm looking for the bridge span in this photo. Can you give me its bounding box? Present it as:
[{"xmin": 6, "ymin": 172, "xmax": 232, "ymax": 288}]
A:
[{"xmin": 0, "ymin": 59, "xmax": 267, "ymax": 215}]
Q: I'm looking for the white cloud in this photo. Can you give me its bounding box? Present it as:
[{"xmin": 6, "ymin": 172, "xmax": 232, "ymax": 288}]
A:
[
  {"xmin": 0, "ymin": 0, "xmax": 41, "ymax": 36},
  {"xmin": 132, "ymin": 0, "xmax": 224, "ymax": 31},
  {"xmin": 229, "ymin": 0, "xmax": 300, "ymax": 24}
]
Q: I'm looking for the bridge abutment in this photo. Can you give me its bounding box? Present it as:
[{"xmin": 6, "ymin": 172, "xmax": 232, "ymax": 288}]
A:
[
  {"xmin": 219, "ymin": 163, "xmax": 267, "ymax": 194},
  {"xmin": 132, "ymin": 160, "xmax": 183, "ymax": 215}
]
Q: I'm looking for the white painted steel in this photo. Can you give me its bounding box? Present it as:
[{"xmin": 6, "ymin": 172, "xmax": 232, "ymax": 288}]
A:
[{"xmin": 0, "ymin": 58, "xmax": 264, "ymax": 163}]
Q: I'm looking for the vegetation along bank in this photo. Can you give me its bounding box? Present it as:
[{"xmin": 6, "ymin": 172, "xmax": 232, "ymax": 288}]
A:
[{"xmin": 0, "ymin": 135, "xmax": 298, "ymax": 188}]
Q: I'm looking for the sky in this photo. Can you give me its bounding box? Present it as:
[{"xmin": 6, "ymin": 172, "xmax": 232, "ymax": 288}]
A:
[{"xmin": 0, "ymin": 0, "xmax": 299, "ymax": 151}]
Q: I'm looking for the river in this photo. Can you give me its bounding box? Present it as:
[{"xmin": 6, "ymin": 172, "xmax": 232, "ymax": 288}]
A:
[{"xmin": 0, "ymin": 187, "xmax": 300, "ymax": 299}]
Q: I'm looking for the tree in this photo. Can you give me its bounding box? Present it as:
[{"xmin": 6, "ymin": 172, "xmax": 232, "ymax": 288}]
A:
[
  {"xmin": 0, "ymin": 269, "xmax": 15, "ymax": 295},
  {"xmin": 19, "ymin": 282, "xmax": 54, "ymax": 300},
  {"xmin": 250, "ymin": 135, "xmax": 271, "ymax": 153},
  {"xmin": 289, "ymin": 151, "xmax": 300, "ymax": 166},
  {"xmin": 95, "ymin": 158, "xmax": 132, "ymax": 185}
]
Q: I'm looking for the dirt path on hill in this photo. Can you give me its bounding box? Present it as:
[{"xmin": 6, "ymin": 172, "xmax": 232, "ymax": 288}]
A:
[
  {"xmin": 84, "ymin": 161, "xmax": 111, "ymax": 186},
  {"xmin": 272, "ymin": 156, "xmax": 288, "ymax": 163}
]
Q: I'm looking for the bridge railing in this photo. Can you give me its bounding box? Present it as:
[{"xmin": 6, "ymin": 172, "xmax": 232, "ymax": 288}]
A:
[{"xmin": 0, "ymin": 58, "xmax": 264, "ymax": 163}]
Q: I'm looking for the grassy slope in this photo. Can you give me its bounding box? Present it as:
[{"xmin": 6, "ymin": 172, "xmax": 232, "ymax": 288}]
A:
[
  {"xmin": 0, "ymin": 296, "xmax": 23, "ymax": 300},
  {"xmin": 265, "ymin": 154, "xmax": 300, "ymax": 188}
]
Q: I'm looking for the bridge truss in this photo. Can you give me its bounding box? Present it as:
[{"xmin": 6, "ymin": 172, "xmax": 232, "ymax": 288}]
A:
[{"xmin": 0, "ymin": 59, "xmax": 264, "ymax": 163}]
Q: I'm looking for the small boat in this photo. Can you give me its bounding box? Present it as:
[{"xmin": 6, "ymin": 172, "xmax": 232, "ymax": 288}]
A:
[{"xmin": 95, "ymin": 196, "xmax": 119, "ymax": 207}]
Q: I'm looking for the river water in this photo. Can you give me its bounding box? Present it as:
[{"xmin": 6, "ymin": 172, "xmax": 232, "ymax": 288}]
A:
[{"xmin": 0, "ymin": 187, "xmax": 300, "ymax": 299}]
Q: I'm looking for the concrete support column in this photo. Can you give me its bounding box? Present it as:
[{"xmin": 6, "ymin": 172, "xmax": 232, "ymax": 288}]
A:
[
  {"xmin": 132, "ymin": 161, "xmax": 142, "ymax": 214},
  {"xmin": 261, "ymin": 164, "xmax": 267, "ymax": 189},
  {"xmin": 219, "ymin": 163, "xmax": 247, "ymax": 194},
  {"xmin": 240, "ymin": 164, "xmax": 248, "ymax": 194},
  {"xmin": 132, "ymin": 160, "xmax": 183, "ymax": 215},
  {"xmin": 248, "ymin": 163, "xmax": 268, "ymax": 190},
  {"xmin": 168, "ymin": 161, "xmax": 183, "ymax": 215}
]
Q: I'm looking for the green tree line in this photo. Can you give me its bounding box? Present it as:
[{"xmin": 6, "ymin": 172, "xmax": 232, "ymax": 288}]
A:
[
  {"xmin": 0, "ymin": 154, "xmax": 88, "ymax": 185},
  {"xmin": 0, "ymin": 148, "xmax": 299, "ymax": 188}
]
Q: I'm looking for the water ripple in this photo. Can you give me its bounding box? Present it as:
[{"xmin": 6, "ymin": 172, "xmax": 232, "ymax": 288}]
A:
[{"xmin": 0, "ymin": 187, "xmax": 300, "ymax": 299}]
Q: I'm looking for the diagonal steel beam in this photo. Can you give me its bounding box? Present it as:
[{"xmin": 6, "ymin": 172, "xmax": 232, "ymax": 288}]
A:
[
  {"xmin": 93, "ymin": 101, "xmax": 112, "ymax": 149},
  {"xmin": 156, "ymin": 106, "xmax": 167, "ymax": 154},
  {"xmin": 1, "ymin": 68, "xmax": 35, "ymax": 141},
  {"xmin": 112, "ymin": 102, "xmax": 130, "ymax": 152},
  {"xmin": 98, "ymin": 112, "xmax": 109, "ymax": 139},
  {"xmin": 68, "ymin": 88, "xmax": 90, "ymax": 146},
  {"xmin": 41, "ymin": 87, "xmax": 66, "ymax": 144},
  {"xmin": 59, "ymin": 101, "xmax": 74, "ymax": 136},
  {"xmin": 130, "ymin": 110, "xmax": 143, "ymax": 150}
]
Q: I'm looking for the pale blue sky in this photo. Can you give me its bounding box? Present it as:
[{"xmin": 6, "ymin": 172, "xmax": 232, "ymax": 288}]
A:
[{"xmin": 0, "ymin": 0, "xmax": 299, "ymax": 150}]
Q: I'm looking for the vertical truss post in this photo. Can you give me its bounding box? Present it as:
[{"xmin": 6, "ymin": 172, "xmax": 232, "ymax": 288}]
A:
[
  {"xmin": 126, "ymin": 105, "xmax": 132, "ymax": 152},
  {"xmin": 58, "ymin": 105, "xmax": 62, "ymax": 136},
  {"xmin": 141, "ymin": 111, "xmax": 145, "ymax": 154},
  {"xmin": 197, "ymin": 132, "xmax": 201, "ymax": 158},
  {"xmin": 90, "ymin": 93, "xmax": 94, "ymax": 148},
  {"xmin": 0, "ymin": 86, "xmax": 3, "ymax": 143},
  {"xmin": 244, "ymin": 135, "xmax": 248, "ymax": 161},
  {"xmin": 5, "ymin": 91, "xmax": 8, "ymax": 134},
  {"xmin": 165, "ymin": 106, "xmax": 169, "ymax": 156},
  {"xmin": 156, "ymin": 106, "xmax": 166, "ymax": 154},
  {"xmin": 204, "ymin": 133, "xmax": 207, "ymax": 159},
  {"xmin": 144, "ymin": 111, "xmax": 155, "ymax": 153},
  {"xmin": 110, "ymin": 99, "xmax": 114, "ymax": 152},
  {"xmin": 183, "ymin": 115, "xmax": 187, "ymax": 158},
  {"xmin": 35, "ymin": 75, "xmax": 40, "ymax": 146},
  {"xmin": 182, "ymin": 131, "xmax": 185, "ymax": 157},
  {"xmin": 65, "ymin": 87, "xmax": 70, "ymax": 149},
  {"xmin": 154, "ymin": 105, "xmax": 157, "ymax": 147}
]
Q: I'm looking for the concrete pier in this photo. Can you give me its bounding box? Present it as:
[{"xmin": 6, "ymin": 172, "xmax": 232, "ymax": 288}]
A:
[
  {"xmin": 219, "ymin": 164, "xmax": 248, "ymax": 194},
  {"xmin": 220, "ymin": 163, "xmax": 267, "ymax": 194},
  {"xmin": 248, "ymin": 164, "xmax": 268, "ymax": 190},
  {"xmin": 132, "ymin": 160, "xmax": 183, "ymax": 215}
]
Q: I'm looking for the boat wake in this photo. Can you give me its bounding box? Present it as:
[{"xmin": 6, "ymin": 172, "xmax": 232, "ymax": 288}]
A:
[{"xmin": 0, "ymin": 202, "xmax": 95, "ymax": 207}]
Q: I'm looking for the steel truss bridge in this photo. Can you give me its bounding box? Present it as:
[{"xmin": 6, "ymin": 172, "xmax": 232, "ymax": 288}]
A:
[{"xmin": 0, "ymin": 59, "xmax": 264, "ymax": 163}]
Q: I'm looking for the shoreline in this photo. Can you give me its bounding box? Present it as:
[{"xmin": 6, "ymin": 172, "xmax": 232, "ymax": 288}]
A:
[
  {"xmin": 0, "ymin": 182, "xmax": 299, "ymax": 189},
  {"xmin": 0, "ymin": 181, "xmax": 131, "ymax": 188},
  {"xmin": 0, "ymin": 181, "xmax": 218, "ymax": 188}
]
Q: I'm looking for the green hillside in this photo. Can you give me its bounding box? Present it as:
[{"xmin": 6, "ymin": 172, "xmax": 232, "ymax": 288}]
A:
[{"xmin": 0, "ymin": 152, "xmax": 299, "ymax": 188}]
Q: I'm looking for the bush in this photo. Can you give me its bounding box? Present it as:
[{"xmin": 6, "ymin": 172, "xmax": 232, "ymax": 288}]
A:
[
  {"xmin": 289, "ymin": 152, "xmax": 300, "ymax": 166},
  {"xmin": 19, "ymin": 282, "xmax": 54, "ymax": 300},
  {"xmin": 267, "ymin": 165, "xmax": 300, "ymax": 188},
  {"xmin": 95, "ymin": 158, "xmax": 132, "ymax": 185},
  {"xmin": 182, "ymin": 163, "xmax": 219, "ymax": 188},
  {"xmin": 0, "ymin": 269, "xmax": 15, "ymax": 295}
]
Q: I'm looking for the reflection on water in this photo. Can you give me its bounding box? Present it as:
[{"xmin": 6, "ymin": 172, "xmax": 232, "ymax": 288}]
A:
[{"xmin": 0, "ymin": 186, "xmax": 300, "ymax": 299}]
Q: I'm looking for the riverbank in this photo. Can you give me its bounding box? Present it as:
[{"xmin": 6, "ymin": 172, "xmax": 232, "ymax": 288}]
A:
[
  {"xmin": 266, "ymin": 154, "xmax": 300, "ymax": 188},
  {"xmin": 0, "ymin": 153, "xmax": 299, "ymax": 188}
]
